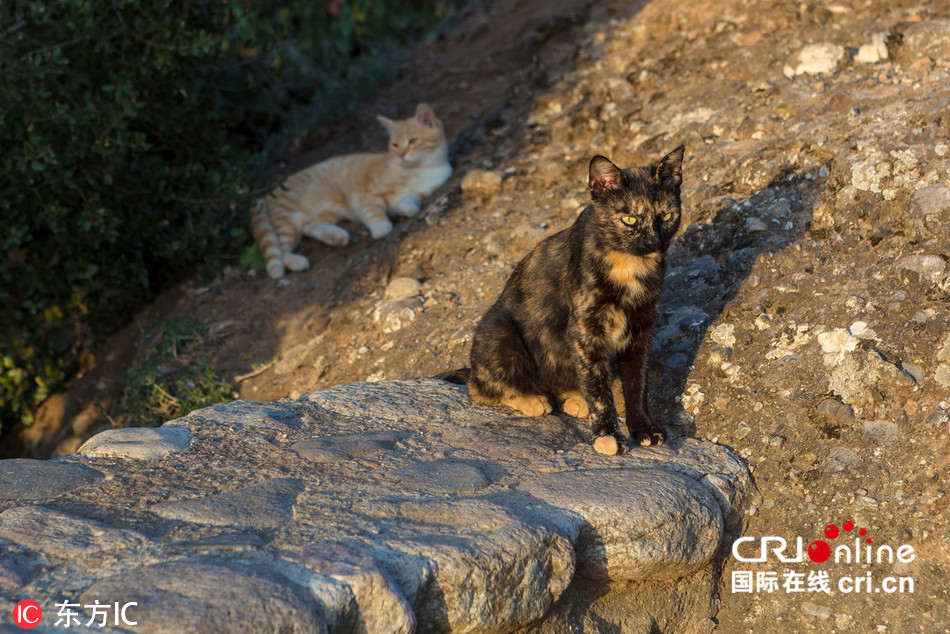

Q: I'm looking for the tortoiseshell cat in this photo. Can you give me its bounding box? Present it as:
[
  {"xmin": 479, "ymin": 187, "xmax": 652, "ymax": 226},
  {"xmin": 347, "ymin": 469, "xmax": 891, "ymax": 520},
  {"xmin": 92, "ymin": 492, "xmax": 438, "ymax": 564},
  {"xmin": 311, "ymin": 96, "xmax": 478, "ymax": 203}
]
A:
[
  {"xmin": 469, "ymin": 146, "xmax": 685, "ymax": 455},
  {"xmin": 251, "ymin": 103, "xmax": 451, "ymax": 279}
]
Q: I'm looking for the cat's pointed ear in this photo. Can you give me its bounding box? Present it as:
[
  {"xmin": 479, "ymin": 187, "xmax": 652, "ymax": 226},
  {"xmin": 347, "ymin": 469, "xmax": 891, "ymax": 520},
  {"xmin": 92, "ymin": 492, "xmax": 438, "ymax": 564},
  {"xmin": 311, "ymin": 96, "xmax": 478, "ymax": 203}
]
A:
[
  {"xmin": 589, "ymin": 155, "xmax": 623, "ymax": 194},
  {"xmin": 377, "ymin": 115, "xmax": 396, "ymax": 135},
  {"xmin": 653, "ymin": 145, "xmax": 685, "ymax": 189},
  {"xmin": 415, "ymin": 103, "xmax": 438, "ymax": 128}
]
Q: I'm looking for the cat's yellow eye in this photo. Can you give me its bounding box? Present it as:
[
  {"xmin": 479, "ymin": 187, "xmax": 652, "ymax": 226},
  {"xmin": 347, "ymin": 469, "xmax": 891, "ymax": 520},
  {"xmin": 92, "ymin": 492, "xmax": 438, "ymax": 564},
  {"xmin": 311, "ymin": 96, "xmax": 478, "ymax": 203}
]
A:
[
  {"xmin": 408, "ymin": 137, "xmax": 418, "ymax": 145},
  {"xmin": 621, "ymin": 216, "xmax": 638, "ymax": 226},
  {"xmin": 662, "ymin": 212, "xmax": 673, "ymax": 221}
]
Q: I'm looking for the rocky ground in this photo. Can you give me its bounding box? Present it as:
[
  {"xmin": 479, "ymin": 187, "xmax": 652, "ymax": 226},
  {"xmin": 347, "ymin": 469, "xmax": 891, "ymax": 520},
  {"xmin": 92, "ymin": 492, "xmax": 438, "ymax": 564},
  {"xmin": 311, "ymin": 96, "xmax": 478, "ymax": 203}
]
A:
[
  {"xmin": 1, "ymin": 380, "xmax": 757, "ymax": 632},
  {"xmin": 8, "ymin": 0, "xmax": 950, "ymax": 631}
]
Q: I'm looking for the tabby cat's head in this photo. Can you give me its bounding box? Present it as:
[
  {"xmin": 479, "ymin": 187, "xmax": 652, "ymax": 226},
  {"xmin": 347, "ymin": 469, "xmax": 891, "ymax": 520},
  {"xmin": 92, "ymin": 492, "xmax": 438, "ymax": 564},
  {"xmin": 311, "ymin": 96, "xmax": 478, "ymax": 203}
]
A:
[
  {"xmin": 587, "ymin": 146, "xmax": 684, "ymax": 256},
  {"xmin": 377, "ymin": 103, "xmax": 447, "ymax": 166}
]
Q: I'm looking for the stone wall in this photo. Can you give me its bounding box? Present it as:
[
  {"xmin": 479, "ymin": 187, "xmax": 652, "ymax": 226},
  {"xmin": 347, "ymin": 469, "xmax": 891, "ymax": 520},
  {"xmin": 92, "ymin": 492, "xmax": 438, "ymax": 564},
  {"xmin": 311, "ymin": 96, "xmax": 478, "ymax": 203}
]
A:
[{"xmin": 0, "ymin": 379, "xmax": 757, "ymax": 632}]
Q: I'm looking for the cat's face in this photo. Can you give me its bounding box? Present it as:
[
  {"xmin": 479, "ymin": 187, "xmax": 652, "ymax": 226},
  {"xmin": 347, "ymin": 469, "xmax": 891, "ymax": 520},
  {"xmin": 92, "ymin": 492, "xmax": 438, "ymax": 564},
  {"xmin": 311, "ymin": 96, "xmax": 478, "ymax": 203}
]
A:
[
  {"xmin": 587, "ymin": 146, "xmax": 684, "ymax": 256},
  {"xmin": 377, "ymin": 103, "xmax": 447, "ymax": 166}
]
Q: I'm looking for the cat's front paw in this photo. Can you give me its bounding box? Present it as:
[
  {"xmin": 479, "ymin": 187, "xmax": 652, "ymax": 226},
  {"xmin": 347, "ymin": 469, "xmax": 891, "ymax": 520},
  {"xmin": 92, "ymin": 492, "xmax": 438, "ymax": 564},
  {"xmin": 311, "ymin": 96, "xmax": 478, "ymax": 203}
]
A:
[
  {"xmin": 593, "ymin": 433, "xmax": 625, "ymax": 456},
  {"xmin": 393, "ymin": 193, "xmax": 422, "ymax": 217},
  {"xmin": 628, "ymin": 423, "xmax": 669, "ymax": 447},
  {"xmin": 369, "ymin": 219, "xmax": 395, "ymax": 239},
  {"xmin": 625, "ymin": 410, "xmax": 668, "ymax": 447}
]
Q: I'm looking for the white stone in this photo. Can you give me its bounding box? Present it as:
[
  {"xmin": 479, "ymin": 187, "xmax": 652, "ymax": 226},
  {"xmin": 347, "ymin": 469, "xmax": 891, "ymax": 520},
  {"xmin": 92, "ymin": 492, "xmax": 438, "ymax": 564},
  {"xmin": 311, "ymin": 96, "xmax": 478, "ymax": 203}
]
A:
[
  {"xmin": 817, "ymin": 329, "xmax": 859, "ymax": 354},
  {"xmin": 856, "ymin": 33, "xmax": 889, "ymax": 63},
  {"xmin": 783, "ymin": 43, "xmax": 846, "ymax": 77},
  {"xmin": 78, "ymin": 426, "xmax": 190, "ymax": 460}
]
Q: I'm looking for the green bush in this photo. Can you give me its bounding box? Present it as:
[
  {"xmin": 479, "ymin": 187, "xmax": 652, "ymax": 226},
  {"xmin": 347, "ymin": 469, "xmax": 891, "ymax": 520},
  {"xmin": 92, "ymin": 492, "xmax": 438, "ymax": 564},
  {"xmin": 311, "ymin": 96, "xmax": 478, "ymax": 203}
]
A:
[
  {"xmin": 106, "ymin": 317, "xmax": 235, "ymax": 428},
  {"xmin": 0, "ymin": 0, "xmax": 462, "ymax": 432}
]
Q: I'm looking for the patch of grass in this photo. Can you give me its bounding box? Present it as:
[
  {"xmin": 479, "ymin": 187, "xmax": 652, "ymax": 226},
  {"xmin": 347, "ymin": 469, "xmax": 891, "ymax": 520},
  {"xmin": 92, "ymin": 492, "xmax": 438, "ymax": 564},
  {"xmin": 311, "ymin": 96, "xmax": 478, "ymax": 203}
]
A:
[{"xmin": 107, "ymin": 317, "xmax": 235, "ymax": 427}]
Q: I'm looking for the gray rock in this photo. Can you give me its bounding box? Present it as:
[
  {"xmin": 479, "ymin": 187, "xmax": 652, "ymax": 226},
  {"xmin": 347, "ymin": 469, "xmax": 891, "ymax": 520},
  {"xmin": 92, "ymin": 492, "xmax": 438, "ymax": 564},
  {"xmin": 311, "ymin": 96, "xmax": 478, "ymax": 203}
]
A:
[
  {"xmin": 283, "ymin": 543, "xmax": 416, "ymax": 634},
  {"xmin": 901, "ymin": 362, "xmax": 925, "ymax": 383},
  {"xmin": 151, "ymin": 478, "xmax": 303, "ymax": 529},
  {"xmin": 744, "ymin": 216, "xmax": 768, "ymax": 232},
  {"xmin": 0, "ymin": 459, "xmax": 103, "ymax": 501},
  {"xmin": 0, "ymin": 506, "xmax": 147, "ymax": 561},
  {"xmin": 866, "ymin": 350, "xmax": 916, "ymax": 386},
  {"xmin": 395, "ymin": 459, "xmax": 491, "ymax": 494},
  {"xmin": 896, "ymin": 255, "xmax": 946, "ymax": 284},
  {"xmin": 373, "ymin": 297, "xmax": 422, "ymax": 334},
  {"xmin": 354, "ymin": 497, "xmax": 575, "ymax": 632},
  {"xmin": 899, "ymin": 19, "xmax": 950, "ymax": 62},
  {"xmin": 440, "ymin": 414, "xmax": 584, "ymax": 459},
  {"xmin": 306, "ymin": 379, "xmax": 469, "ymax": 422},
  {"xmin": 935, "ymin": 364, "xmax": 950, "ymax": 388},
  {"xmin": 0, "ymin": 559, "xmax": 27, "ymax": 592},
  {"xmin": 384, "ymin": 277, "xmax": 422, "ymax": 301},
  {"xmin": 0, "ymin": 379, "xmax": 756, "ymax": 632},
  {"xmin": 182, "ymin": 400, "xmax": 305, "ymax": 431},
  {"xmin": 817, "ymin": 398, "xmax": 856, "ymax": 426},
  {"xmin": 905, "ymin": 185, "xmax": 950, "ymax": 239},
  {"xmin": 862, "ymin": 421, "xmax": 899, "ymax": 438},
  {"xmin": 81, "ymin": 559, "xmax": 327, "ymax": 633},
  {"xmin": 78, "ymin": 426, "xmax": 191, "ymax": 460},
  {"xmin": 521, "ymin": 468, "xmax": 723, "ymax": 581},
  {"xmin": 824, "ymin": 448, "xmax": 859, "ymax": 472},
  {"xmin": 293, "ymin": 431, "xmax": 408, "ymax": 463}
]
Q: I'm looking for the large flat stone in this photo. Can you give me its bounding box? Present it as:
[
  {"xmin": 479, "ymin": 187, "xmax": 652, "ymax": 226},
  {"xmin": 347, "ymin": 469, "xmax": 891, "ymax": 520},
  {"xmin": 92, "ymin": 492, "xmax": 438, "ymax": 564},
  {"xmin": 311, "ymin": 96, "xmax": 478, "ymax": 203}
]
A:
[
  {"xmin": 394, "ymin": 459, "xmax": 492, "ymax": 494},
  {"xmin": 293, "ymin": 430, "xmax": 409, "ymax": 463},
  {"xmin": 283, "ymin": 543, "xmax": 416, "ymax": 633},
  {"xmin": 0, "ymin": 459, "xmax": 103, "ymax": 501},
  {"xmin": 521, "ymin": 468, "xmax": 724, "ymax": 581},
  {"xmin": 80, "ymin": 559, "xmax": 326, "ymax": 633},
  {"xmin": 306, "ymin": 379, "xmax": 469, "ymax": 422},
  {"xmin": 78, "ymin": 426, "xmax": 191, "ymax": 460},
  {"xmin": 0, "ymin": 505, "xmax": 147, "ymax": 561},
  {"xmin": 150, "ymin": 478, "xmax": 303, "ymax": 529},
  {"xmin": 354, "ymin": 497, "xmax": 575, "ymax": 633}
]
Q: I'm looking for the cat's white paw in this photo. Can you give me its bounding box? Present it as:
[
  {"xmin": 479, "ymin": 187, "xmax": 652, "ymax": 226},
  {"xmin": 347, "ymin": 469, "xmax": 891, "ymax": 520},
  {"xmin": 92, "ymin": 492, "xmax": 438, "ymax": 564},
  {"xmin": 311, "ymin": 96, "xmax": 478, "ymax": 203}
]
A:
[
  {"xmin": 369, "ymin": 219, "xmax": 394, "ymax": 239},
  {"xmin": 307, "ymin": 223, "xmax": 350, "ymax": 246},
  {"xmin": 394, "ymin": 193, "xmax": 422, "ymax": 217},
  {"xmin": 283, "ymin": 253, "xmax": 311, "ymax": 272}
]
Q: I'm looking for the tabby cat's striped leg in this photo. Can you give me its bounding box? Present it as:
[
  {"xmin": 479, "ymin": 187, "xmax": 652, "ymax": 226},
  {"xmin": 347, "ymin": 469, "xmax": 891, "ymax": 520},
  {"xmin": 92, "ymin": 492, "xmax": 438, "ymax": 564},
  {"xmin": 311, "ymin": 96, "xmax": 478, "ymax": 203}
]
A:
[
  {"xmin": 358, "ymin": 201, "xmax": 394, "ymax": 239},
  {"xmin": 274, "ymin": 222, "xmax": 310, "ymax": 273},
  {"xmin": 304, "ymin": 223, "xmax": 350, "ymax": 246}
]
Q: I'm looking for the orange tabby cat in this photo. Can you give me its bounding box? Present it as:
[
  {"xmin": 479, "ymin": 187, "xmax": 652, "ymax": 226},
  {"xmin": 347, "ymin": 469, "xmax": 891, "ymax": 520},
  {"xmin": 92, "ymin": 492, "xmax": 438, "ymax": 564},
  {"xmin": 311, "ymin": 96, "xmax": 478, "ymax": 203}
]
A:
[{"xmin": 251, "ymin": 102, "xmax": 452, "ymax": 278}]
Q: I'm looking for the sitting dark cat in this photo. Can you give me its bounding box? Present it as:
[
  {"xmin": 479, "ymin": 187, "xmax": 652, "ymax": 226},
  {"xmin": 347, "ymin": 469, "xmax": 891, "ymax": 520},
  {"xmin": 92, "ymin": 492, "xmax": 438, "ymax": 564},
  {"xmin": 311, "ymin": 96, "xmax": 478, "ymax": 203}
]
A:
[{"xmin": 468, "ymin": 146, "xmax": 684, "ymax": 455}]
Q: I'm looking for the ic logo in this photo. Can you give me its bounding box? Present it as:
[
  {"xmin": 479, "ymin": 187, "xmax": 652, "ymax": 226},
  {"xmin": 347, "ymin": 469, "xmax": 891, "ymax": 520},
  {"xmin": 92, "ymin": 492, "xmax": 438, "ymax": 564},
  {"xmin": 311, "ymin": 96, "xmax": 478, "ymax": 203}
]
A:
[{"xmin": 13, "ymin": 600, "xmax": 42, "ymax": 629}]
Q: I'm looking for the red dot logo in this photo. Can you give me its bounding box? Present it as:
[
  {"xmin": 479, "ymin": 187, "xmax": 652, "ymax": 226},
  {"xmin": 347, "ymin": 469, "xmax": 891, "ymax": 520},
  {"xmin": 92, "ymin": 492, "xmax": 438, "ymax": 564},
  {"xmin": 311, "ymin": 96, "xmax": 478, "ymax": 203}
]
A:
[
  {"xmin": 842, "ymin": 520, "xmax": 854, "ymax": 531},
  {"xmin": 13, "ymin": 600, "xmax": 42, "ymax": 629},
  {"xmin": 808, "ymin": 540, "xmax": 831, "ymax": 563},
  {"xmin": 824, "ymin": 524, "xmax": 839, "ymax": 539}
]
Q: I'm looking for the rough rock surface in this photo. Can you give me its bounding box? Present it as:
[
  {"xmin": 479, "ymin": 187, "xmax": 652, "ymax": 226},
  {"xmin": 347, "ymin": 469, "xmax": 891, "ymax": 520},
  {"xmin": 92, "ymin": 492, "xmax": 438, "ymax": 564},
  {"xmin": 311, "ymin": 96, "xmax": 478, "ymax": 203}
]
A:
[{"xmin": 0, "ymin": 379, "xmax": 756, "ymax": 632}]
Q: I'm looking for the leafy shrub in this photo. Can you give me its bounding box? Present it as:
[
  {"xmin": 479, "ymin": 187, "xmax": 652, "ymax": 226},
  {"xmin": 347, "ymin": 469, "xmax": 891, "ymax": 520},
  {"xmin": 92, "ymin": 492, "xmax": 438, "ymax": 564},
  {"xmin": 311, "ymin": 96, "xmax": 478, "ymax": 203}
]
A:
[
  {"xmin": 106, "ymin": 317, "xmax": 235, "ymax": 427},
  {"xmin": 0, "ymin": 0, "xmax": 462, "ymax": 432}
]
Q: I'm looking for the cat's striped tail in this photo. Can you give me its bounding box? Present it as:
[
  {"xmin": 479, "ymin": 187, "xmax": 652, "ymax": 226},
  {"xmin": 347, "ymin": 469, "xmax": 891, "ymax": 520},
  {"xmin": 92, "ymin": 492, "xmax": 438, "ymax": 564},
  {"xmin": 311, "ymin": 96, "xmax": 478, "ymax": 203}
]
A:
[{"xmin": 250, "ymin": 199, "xmax": 286, "ymax": 279}]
